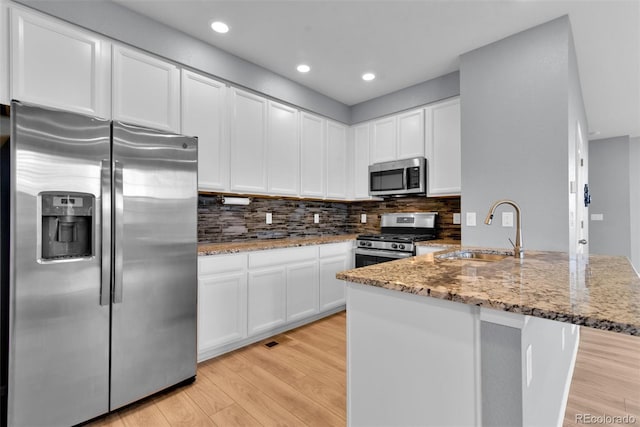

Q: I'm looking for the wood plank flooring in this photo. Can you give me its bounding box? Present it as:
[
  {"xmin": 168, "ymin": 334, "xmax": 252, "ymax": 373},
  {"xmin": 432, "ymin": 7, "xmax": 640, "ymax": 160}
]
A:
[
  {"xmin": 563, "ymin": 327, "xmax": 640, "ymax": 426},
  {"xmin": 89, "ymin": 311, "xmax": 640, "ymax": 426},
  {"xmin": 89, "ymin": 312, "xmax": 346, "ymax": 427}
]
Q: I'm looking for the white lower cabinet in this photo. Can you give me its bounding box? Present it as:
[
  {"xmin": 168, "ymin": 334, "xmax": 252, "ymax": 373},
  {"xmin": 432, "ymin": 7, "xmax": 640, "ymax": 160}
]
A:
[
  {"xmin": 319, "ymin": 242, "xmax": 354, "ymax": 311},
  {"xmin": 197, "ymin": 253, "xmax": 248, "ymax": 359},
  {"xmin": 247, "ymin": 266, "xmax": 287, "ymax": 335},
  {"xmin": 286, "ymin": 260, "xmax": 319, "ymax": 322},
  {"xmin": 197, "ymin": 242, "xmax": 352, "ymax": 361}
]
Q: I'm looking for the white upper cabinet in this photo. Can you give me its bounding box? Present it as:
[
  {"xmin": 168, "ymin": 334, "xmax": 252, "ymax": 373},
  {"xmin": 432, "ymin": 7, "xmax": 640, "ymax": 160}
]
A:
[
  {"xmin": 229, "ymin": 88, "xmax": 268, "ymax": 193},
  {"xmin": 353, "ymin": 123, "xmax": 371, "ymax": 199},
  {"xmin": 397, "ymin": 108, "xmax": 425, "ymax": 159},
  {"xmin": 370, "ymin": 108, "xmax": 425, "ymax": 164},
  {"xmin": 371, "ymin": 116, "xmax": 397, "ymax": 163},
  {"xmin": 9, "ymin": 6, "xmax": 110, "ymax": 118},
  {"xmin": 267, "ymin": 101, "xmax": 299, "ymax": 195},
  {"xmin": 299, "ymin": 112, "xmax": 326, "ymax": 198},
  {"xmin": 112, "ymin": 45, "xmax": 180, "ymax": 132},
  {"xmin": 181, "ymin": 70, "xmax": 228, "ymax": 192},
  {"xmin": 425, "ymin": 97, "xmax": 461, "ymax": 196},
  {"xmin": 326, "ymin": 120, "xmax": 348, "ymax": 199}
]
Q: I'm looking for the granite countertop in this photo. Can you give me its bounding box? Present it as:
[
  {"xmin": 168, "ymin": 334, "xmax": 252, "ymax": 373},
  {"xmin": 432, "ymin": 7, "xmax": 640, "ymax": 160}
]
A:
[
  {"xmin": 337, "ymin": 248, "xmax": 640, "ymax": 336},
  {"xmin": 415, "ymin": 239, "xmax": 462, "ymax": 248},
  {"xmin": 198, "ymin": 234, "xmax": 358, "ymax": 255}
]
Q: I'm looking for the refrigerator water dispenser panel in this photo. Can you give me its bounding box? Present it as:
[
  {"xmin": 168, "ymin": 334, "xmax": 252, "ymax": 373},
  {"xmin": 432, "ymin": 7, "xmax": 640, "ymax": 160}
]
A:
[{"xmin": 40, "ymin": 192, "xmax": 94, "ymax": 260}]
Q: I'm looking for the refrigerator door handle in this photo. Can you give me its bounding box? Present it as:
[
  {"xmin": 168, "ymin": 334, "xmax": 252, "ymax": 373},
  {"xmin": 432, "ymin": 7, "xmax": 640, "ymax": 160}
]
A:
[
  {"xmin": 100, "ymin": 159, "xmax": 111, "ymax": 306},
  {"xmin": 113, "ymin": 160, "xmax": 124, "ymax": 304}
]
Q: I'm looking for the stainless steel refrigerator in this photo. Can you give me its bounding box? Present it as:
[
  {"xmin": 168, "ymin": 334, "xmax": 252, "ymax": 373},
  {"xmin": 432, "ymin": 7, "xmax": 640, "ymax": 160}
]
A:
[{"xmin": 0, "ymin": 101, "xmax": 198, "ymax": 426}]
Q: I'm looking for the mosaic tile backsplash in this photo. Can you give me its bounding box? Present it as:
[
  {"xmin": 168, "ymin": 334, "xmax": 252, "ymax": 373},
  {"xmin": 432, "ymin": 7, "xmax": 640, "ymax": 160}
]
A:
[{"xmin": 198, "ymin": 194, "xmax": 461, "ymax": 243}]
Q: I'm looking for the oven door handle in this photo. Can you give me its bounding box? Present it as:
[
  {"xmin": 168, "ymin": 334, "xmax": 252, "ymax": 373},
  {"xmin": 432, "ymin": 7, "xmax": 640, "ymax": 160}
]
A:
[{"xmin": 355, "ymin": 248, "xmax": 414, "ymax": 259}]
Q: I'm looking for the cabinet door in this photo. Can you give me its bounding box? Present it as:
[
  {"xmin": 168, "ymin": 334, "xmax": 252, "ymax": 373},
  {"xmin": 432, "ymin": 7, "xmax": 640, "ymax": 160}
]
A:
[
  {"xmin": 112, "ymin": 45, "xmax": 180, "ymax": 132},
  {"xmin": 248, "ymin": 267, "xmax": 287, "ymax": 335},
  {"xmin": 353, "ymin": 123, "xmax": 371, "ymax": 199},
  {"xmin": 426, "ymin": 98, "xmax": 461, "ymax": 196},
  {"xmin": 397, "ymin": 108, "xmax": 425, "ymax": 159},
  {"xmin": 286, "ymin": 260, "xmax": 319, "ymax": 322},
  {"xmin": 326, "ymin": 121, "xmax": 348, "ymax": 199},
  {"xmin": 300, "ymin": 112, "xmax": 326, "ymax": 197},
  {"xmin": 371, "ymin": 116, "xmax": 397, "ymax": 163},
  {"xmin": 320, "ymin": 256, "xmax": 350, "ymax": 311},
  {"xmin": 10, "ymin": 6, "xmax": 110, "ymax": 118},
  {"xmin": 230, "ymin": 88, "xmax": 268, "ymax": 193},
  {"xmin": 267, "ymin": 101, "xmax": 299, "ymax": 195},
  {"xmin": 181, "ymin": 70, "xmax": 228, "ymax": 191},
  {"xmin": 198, "ymin": 271, "xmax": 247, "ymax": 351}
]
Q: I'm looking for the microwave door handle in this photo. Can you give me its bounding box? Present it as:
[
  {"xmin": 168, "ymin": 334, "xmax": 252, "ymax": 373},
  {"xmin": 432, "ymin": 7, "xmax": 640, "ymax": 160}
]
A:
[{"xmin": 403, "ymin": 167, "xmax": 408, "ymax": 190}]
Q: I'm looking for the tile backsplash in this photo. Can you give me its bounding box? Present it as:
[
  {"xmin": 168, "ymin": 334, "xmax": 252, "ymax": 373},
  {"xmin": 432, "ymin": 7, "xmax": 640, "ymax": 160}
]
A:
[{"xmin": 198, "ymin": 194, "xmax": 461, "ymax": 243}]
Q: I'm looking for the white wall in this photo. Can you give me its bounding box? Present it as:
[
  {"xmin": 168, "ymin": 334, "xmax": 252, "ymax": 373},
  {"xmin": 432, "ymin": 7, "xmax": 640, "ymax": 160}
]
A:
[
  {"xmin": 460, "ymin": 16, "xmax": 578, "ymax": 251},
  {"xmin": 589, "ymin": 136, "xmax": 631, "ymax": 257},
  {"xmin": 630, "ymin": 137, "xmax": 640, "ymax": 272}
]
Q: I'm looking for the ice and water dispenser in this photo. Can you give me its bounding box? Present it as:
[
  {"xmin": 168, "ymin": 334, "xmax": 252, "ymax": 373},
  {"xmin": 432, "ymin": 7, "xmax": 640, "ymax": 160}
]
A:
[{"xmin": 40, "ymin": 192, "xmax": 94, "ymax": 260}]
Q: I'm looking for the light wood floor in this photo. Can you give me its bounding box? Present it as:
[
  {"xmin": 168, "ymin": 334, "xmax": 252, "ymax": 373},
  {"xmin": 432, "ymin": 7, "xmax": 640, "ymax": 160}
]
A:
[
  {"xmin": 563, "ymin": 327, "xmax": 640, "ymax": 426},
  {"xmin": 89, "ymin": 311, "xmax": 640, "ymax": 426}
]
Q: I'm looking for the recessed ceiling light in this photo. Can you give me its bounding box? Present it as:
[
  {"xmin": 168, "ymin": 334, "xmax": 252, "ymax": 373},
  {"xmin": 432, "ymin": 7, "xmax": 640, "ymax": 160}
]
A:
[
  {"xmin": 297, "ymin": 64, "xmax": 311, "ymax": 73},
  {"xmin": 210, "ymin": 21, "xmax": 229, "ymax": 34},
  {"xmin": 362, "ymin": 73, "xmax": 376, "ymax": 81}
]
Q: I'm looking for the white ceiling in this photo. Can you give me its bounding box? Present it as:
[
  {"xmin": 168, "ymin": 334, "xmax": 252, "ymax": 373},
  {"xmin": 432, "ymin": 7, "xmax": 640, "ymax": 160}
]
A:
[{"xmin": 113, "ymin": 0, "xmax": 640, "ymax": 139}]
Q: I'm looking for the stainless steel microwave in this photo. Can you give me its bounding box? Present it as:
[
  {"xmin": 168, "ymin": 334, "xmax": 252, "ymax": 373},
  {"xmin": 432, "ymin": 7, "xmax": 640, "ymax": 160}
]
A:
[{"xmin": 369, "ymin": 157, "xmax": 427, "ymax": 197}]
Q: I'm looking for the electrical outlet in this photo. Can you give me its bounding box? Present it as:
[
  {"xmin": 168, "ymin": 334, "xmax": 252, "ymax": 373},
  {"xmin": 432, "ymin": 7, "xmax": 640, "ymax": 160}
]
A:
[
  {"xmin": 591, "ymin": 213, "xmax": 604, "ymax": 221},
  {"xmin": 453, "ymin": 213, "xmax": 461, "ymax": 225},
  {"xmin": 266, "ymin": 212, "xmax": 272, "ymax": 224},
  {"xmin": 361, "ymin": 213, "xmax": 367, "ymax": 223},
  {"xmin": 314, "ymin": 213, "xmax": 320, "ymax": 224},
  {"xmin": 502, "ymin": 212, "xmax": 514, "ymax": 227},
  {"xmin": 466, "ymin": 212, "xmax": 476, "ymax": 227}
]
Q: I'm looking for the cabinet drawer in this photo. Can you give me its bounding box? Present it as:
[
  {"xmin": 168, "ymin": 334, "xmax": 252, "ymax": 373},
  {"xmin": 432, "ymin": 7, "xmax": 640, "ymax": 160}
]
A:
[
  {"xmin": 319, "ymin": 241, "xmax": 353, "ymax": 258},
  {"xmin": 249, "ymin": 246, "xmax": 317, "ymax": 269},
  {"xmin": 198, "ymin": 253, "xmax": 247, "ymax": 276}
]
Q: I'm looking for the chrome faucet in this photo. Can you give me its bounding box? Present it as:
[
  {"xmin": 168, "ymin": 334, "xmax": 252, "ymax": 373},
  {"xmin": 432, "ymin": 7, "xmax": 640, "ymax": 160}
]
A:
[{"xmin": 484, "ymin": 199, "xmax": 524, "ymax": 259}]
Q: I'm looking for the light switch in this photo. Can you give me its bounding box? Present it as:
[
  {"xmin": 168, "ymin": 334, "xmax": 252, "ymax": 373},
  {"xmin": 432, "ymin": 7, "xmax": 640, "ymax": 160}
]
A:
[
  {"xmin": 314, "ymin": 213, "xmax": 320, "ymax": 224},
  {"xmin": 466, "ymin": 212, "xmax": 476, "ymax": 227},
  {"xmin": 266, "ymin": 212, "xmax": 272, "ymax": 224},
  {"xmin": 453, "ymin": 213, "xmax": 461, "ymax": 225},
  {"xmin": 502, "ymin": 212, "xmax": 514, "ymax": 227},
  {"xmin": 360, "ymin": 214, "xmax": 367, "ymax": 223}
]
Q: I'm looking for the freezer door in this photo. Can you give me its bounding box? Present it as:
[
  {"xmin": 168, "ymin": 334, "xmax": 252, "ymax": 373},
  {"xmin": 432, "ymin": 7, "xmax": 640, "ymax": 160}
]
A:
[
  {"xmin": 7, "ymin": 102, "xmax": 111, "ymax": 426},
  {"xmin": 110, "ymin": 122, "xmax": 197, "ymax": 409}
]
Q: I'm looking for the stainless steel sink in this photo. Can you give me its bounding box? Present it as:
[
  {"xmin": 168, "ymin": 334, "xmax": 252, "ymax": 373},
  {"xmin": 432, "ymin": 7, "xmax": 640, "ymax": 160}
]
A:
[{"xmin": 436, "ymin": 250, "xmax": 510, "ymax": 262}]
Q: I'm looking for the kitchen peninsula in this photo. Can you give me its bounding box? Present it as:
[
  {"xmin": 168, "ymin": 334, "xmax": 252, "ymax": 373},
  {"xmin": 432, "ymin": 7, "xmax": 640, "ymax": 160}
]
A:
[{"xmin": 337, "ymin": 250, "xmax": 640, "ymax": 426}]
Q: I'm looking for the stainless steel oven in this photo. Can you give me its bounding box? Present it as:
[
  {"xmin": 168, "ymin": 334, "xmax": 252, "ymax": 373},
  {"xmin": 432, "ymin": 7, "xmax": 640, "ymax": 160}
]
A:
[{"xmin": 355, "ymin": 212, "xmax": 437, "ymax": 267}]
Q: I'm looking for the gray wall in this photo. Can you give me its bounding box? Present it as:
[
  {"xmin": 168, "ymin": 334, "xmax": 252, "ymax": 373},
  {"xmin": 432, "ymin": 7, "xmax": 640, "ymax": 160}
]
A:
[
  {"xmin": 589, "ymin": 136, "xmax": 631, "ymax": 257},
  {"xmin": 480, "ymin": 322, "xmax": 522, "ymax": 426},
  {"xmin": 460, "ymin": 16, "xmax": 574, "ymax": 251},
  {"xmin": 631, "ymin": 137, "xmax": 640, "ymax": 272},
  {"xmin": 350, "ymin": 71, "xmax": 460, "ymax": 123}
]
